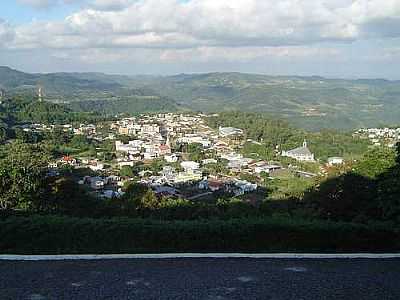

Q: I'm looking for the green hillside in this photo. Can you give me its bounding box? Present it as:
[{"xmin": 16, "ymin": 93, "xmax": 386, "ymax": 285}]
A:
[
  {"xmin": 136, "ymin": 73, "xmax": 400, "ymax": 130},
  {"xmin": 0, "ymin": 67, "xmax": 182, "ymax": 114},
  {"xmin": 1, "ymin": 67, "xmax": 400, "ymax": 130}
]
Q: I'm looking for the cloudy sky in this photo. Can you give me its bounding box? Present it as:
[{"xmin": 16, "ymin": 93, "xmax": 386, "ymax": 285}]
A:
[{"xmin": 1, "ymin": 0, "xmax": 400, "ymax": 78}]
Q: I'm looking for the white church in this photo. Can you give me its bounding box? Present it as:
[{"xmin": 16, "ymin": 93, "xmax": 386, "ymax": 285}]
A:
[{"xmin": 281, "ymin": 140, "xmax": 315, "ymax": 162}]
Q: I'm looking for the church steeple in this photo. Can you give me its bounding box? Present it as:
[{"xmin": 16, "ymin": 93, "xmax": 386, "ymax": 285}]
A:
[{"xmin": 303, "ymin": 139, "xmax": 307, "ymax": 148}]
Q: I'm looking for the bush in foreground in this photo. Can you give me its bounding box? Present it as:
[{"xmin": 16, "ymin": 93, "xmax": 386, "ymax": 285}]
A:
[{"xmin": 0, "ymin": 215, "xmax": 398, "ymax": 254}]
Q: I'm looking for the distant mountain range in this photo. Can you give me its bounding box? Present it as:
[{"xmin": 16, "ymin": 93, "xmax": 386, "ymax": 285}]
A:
[{"xmin": 1, "ymin": 66, "xmax": 400, "ymax": 130}]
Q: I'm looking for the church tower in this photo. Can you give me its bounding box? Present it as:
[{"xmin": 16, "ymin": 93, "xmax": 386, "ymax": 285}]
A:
[{"xmin": 303, "ymin": 139, "xmax": 308, "ymax": 148}]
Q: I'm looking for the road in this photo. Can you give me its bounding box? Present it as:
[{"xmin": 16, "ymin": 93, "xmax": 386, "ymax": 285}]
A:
[{"xmin": 1, "ymin": 258, "xmax": 400, "ymax": 299}]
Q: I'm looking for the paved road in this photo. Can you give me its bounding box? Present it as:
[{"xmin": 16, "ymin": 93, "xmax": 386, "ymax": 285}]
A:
[{"xmin": 1, "ymin": 258, "xmax": 400, "ymax": 299}]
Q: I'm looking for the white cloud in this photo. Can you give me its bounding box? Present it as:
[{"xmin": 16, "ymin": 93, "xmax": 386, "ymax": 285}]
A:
[
  {"xmin": 5, "ymin": 0, "xmax": 400, "ymax": 65},
  {"xmin": 159, "ymin": 46, "xmax": 341, "ymax": 63},
  {"xmin": 0, "ymin": 20, "xmax": 15, "ymax": 47},
  {"xmin": 89, "ymin": 0, "xmax": 133, "ymax": 11}
]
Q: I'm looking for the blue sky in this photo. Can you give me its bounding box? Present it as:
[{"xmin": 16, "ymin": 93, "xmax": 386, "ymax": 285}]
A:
[
  {"xmin": 2, "ymin": 1, "xmax": 82, "ymax": 24},
  {"xmin": 0, "ymin": 0, "xmax": 400, "ymax": 79}
]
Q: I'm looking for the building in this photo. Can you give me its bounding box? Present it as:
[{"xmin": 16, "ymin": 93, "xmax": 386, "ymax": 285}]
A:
[
  {"xmin": 165, "ymin": 153, "xmax": 179, "ymax": 163},
  {"xmin": 141, "ymin": 124, "xmax": 160, "ymax": 135},
  {"xmin": 202, "ymin": 158, "xmax": 218, "ymax": 165},
  {"xmin": 174, "ymin": 170, "xmax": 202, "ymax": 183},
  {"xmin": 254, "ymin": 164, "xmax": 282, "ymax": 174},
  {"xmin": 232, "ymin": 180, "xmax": 258, "ymax": 196},
  {"xmin": 180, "ymin": 161, "xmax": 200, "ymax": 172},
  {"xmin": 115, "ymin": 140, "xmax": 142, "ymax": 154},
  {"xmin": 60, "ymin": 156, "xmax": 77, "ymax": 166},
  {"xmin": 219, "ymin": 126, "xmax": 243, "ymax": 137},
  {"xmin": 118, "ymin": 127, "xmax": 129, "ymax": 135},
  {"xmin": 88, "ymin": 161, "xmax": 104, "ymax": 171},
  {"xmin": 89, "ymin": 177, "xmax": 105, "ymax": 190},
  {"xmin": 327, "ymin": 157, "xmax": 344, "ymax": 166},
  {"xmin": 198, "ymin": 179, "xmax": 224, "ymax": 192},
  {"xmin": 281, "ymin": 140, "xmax": 315, "ymax": 162},
  {"xmin": 159, "ymin": 144, "xmax": 172, "ymax": 156}
]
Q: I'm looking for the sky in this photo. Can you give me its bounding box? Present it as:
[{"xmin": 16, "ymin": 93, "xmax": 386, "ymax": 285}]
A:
[{"xmin": 0, "ymin": 0, "xmax": 400, "ymax": 79}]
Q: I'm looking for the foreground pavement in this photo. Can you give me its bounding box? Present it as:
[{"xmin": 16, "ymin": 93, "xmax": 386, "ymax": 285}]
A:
[{"xmin": 0, "ymin": 257, "xmax": 400, "ymax": 299}]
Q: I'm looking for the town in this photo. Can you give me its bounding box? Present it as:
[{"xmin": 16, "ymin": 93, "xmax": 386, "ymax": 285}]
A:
[{"xmin": 18, "ymin": 112, "xmax": 361, "ymax": 203}]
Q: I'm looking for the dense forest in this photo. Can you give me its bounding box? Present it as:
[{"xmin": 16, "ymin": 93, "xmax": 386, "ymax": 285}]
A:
[{"xmin": 69, "ymin": 95, "xmax": 181, "ymax": 115}]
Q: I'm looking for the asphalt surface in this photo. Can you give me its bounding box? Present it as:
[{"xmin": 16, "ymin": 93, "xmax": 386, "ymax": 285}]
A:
[{"xmin": 0, "ymin": 258, "xmax": 400, "ymax": 299}]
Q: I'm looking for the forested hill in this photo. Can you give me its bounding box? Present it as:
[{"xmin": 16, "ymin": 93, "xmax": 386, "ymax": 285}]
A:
[
  {"xmin": 0, "ymin": 67, "xmax": 183, "ymax": 114},
  {"xmin": 135, "ymin": 73, "xmax": 400, "ymax": 130},
  {"xmin": 2, "ymin": 67, "xmax": 400, "ymax": 130},
  {"xmin": 0, "ymin": 66, "xmax": 122, "ymax": 95}
]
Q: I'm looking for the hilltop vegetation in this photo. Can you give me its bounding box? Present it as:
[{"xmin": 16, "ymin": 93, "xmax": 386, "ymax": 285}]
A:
[{"xmin": 69, "ymin": 95, "xmax": 181, "ymax": 115}]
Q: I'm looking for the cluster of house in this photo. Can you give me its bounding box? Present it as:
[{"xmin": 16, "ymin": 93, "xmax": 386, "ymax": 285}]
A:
[
  {"xmin": 18, "ymin": 122, "xmax": 100, "ymax": 140},
  {"xmin": 198, "ymin": 178, "xmax": 258, "ymax": 196},
  {"xmin": 51, "ymin": 156, "xmax": 106, "ymax": 171},
  {"xmin": 78, "ymin": 175, "xmax": 125, "ymax": 199},
  {"xmin": 354, "ymin": 127, "xmax": 400, "ymax": 147},
  {"xmin": 40, "ymin": 112, "xmax": 348, "ymax": 199},
  {"xmin": 108, "ymin": 114, "xmax": 263, "ymax": 197}
]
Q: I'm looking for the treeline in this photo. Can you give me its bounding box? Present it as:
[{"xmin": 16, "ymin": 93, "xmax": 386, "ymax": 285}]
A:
[
  {"xmin": 303, "ymin": 145, "xmax": 400, "ymax": 224},
  {"xmin": 69, "ymin": 96, "xmax": 181, "ymax": 115},
  {"xmin": 18, "ymin": 101, "xmax": 103, "ymax": 124}
]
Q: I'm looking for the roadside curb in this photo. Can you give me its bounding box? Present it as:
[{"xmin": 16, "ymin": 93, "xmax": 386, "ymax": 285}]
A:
[{"xmin": 1, "ymin": 253, "xmax": 400, "ymax": 260}]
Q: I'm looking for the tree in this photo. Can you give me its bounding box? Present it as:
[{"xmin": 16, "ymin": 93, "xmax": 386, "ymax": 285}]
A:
[
  {"xmin": 0, "ymin": 142, "xmax": 50, "ymax": 210},
  {"xmin": 354, "ymin": 147, "xmax": 396, "ymax": 179},
  {"xmin": 70, "ymin": 135, "xmax": 91, "ymax": 150},
  {"xmin": 0, "ymin": 125, "xmax": 7, "ymax": 143},
  {"xmin": 120, "ymin": 165, "xmax": 135, "ymax": 178},
  {"xmin": 43, "ymin": 177, "xmax": 97, "ymax": 216},
  {"xmin": 304, "ymin": 172, "xmax": 375, "ymax": 221},
  {"xmin": 140, "ymin": 189, "xmax": 159, "ymax": 209}
]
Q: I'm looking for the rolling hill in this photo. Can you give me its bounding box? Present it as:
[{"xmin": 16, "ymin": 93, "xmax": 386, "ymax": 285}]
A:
[
  {"xmin": 1, "ymin": 66, "xmax": 400, "ymax": 130},
  {"xmin": 135, "ymin": 73, "xmax": 400, "ymax": 130},
  {"xmin": 0, "ymin": 66, "xmax": 182, "ymax": 114}
]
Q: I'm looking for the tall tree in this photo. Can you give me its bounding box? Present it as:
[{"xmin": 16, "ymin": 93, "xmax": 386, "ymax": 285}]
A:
[{"xmin": 0, "ymin": 142, "xmax": 50, "ymax": 210}]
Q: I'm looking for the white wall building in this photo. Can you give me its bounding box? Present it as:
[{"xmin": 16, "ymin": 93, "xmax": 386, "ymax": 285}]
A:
[
  {"xmin": 327, "ymin": 157, "xmax": 344, "ymax": 166},
  {"xmin": 281, "ymin": 140, "xmax": 315, "ymax": 162}
]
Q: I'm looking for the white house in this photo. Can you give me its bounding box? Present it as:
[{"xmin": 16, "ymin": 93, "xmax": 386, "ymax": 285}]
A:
[
  {"xmin": 202, "ymin": 158, "xmax": 218, "ymax": 165},
  {"xmin": 219, "ymin": 126, "xmax": 243, "ymax": 137},
  {"xmin": 254, "ymin": 164, "xmax": 282, "ymax": 174},
  {"xmin": 118, "ymin": 161, "xmax": 135, "ymax": 168},
  {"xmin": 90, "ymin": 177, "xmax": 105, "ymax": 190},
  {"xmin": 165, "ymin": 153, "xmax": 179, "ymax": 163},
  {"xmin": 180, "ymin": 161, "xmax": 200, "ymax": 172},
  {"xmin": 88, "ymin": 162, "xmax": 104, "ymax": 171},
  {"xmin": 327, "ymin": 157, "xmax": 344, "ymax": 166},
  {"xmin": 233, "ymin": 180, "xmax": 258, "ymax": 196},
  {"xmin": 115, "ymin": 140, "xmax": 143, "ymax": 153}
]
